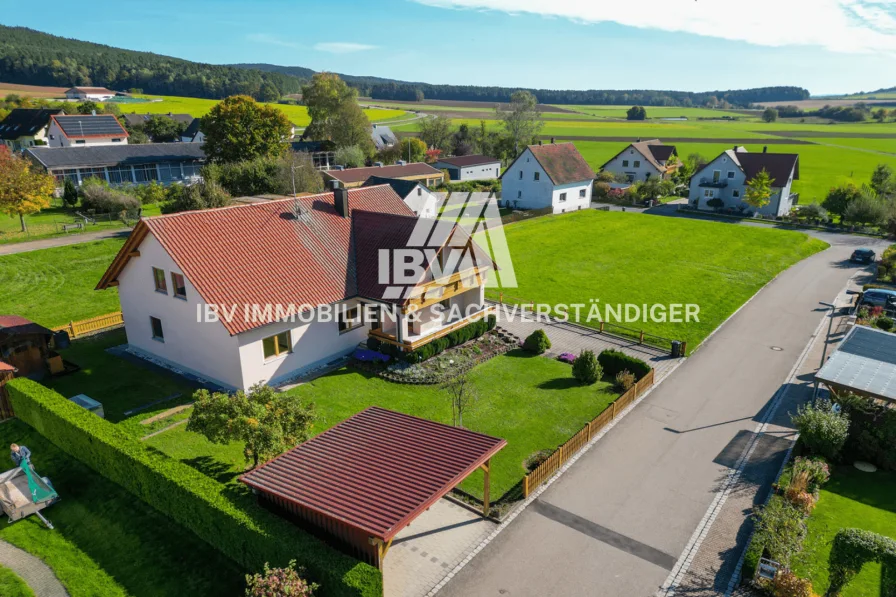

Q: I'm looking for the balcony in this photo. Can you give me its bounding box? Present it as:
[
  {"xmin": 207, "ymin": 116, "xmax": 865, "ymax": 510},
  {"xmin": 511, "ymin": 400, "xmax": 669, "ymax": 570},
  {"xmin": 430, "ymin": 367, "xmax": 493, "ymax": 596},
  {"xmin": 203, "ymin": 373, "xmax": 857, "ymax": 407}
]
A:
[
  {"xmin": 370, "ymin": 303, "xmax": 493, "ymax": 351},
  {"xmin": 697, "ymin": 177, "xmax": 728, "ymax": 189},
  {"xmin": 402, "ymin": 266, "xmax": 487, "ymax": 313}
]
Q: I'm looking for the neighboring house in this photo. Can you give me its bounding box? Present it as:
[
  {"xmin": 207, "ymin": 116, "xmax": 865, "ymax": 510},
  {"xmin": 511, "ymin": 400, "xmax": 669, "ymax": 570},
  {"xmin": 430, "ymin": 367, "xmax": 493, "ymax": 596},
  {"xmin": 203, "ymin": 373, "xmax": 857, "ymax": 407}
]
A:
[
  {"xmin": 96, "ymin": 185, "xmax": 495, "ymax": 391},
  {"xmin": 290, "ymin": 140, "xmax": 336, "ymax": 170},
  {"xmin": 26, "ymin": 143, "xmax": 206, "ymax": 189},
  {"xmin": 688, "ymin": 146, "xmax": 799, "ymax": 217},
  {"xmin": 323, "ymin": 162, "xmax": 444, "ymax": 189},
  {"xmin": 433, "ymin": 155, "xmax": 501, "ymax": 181},
  {"xmin": 500, "ymin": 142, "xmax": 595, "ymax": 214},
  {"xmin": 0, "ymin": 315, "xmax": 61, "ymax": 380},
  {"xmin": 600, "ymin": 139, "xmax": 679, "ymax": 182},
  {"xmin": 362, "ymin": 175, "xmax": 439, "ymax": 218},
  {"xmin": 64, "ymin": 86, "xmax": 117, "ymax": 101},
  {"xmin": 180, "ymin": 118, "xmax": 205, "ymax": 144},
  {"xmin": 0, "ymin": 108, "xmax": 65, "ymax": 151},
  {"xmin": 46, "ymin": 114, "xmax": 129, "ymax": 148},
  {"xmin": 371, "ymin": 124, "xmax": 398, "ymax": 150}
]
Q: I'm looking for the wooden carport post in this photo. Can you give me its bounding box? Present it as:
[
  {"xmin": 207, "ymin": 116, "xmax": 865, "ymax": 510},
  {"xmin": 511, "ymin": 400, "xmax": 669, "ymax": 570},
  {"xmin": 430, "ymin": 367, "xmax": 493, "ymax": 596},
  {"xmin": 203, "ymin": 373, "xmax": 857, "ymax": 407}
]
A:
[{"xmin": 481, "ymin": 458, "xmax": 491, "ymax": 517}]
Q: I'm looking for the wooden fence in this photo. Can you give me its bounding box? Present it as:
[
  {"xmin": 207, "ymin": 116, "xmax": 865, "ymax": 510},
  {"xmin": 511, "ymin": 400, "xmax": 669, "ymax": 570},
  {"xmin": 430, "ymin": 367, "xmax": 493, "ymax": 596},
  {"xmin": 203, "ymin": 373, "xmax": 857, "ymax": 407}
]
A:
[
  {"xmin": 523, "ymin": 368, "xmax": 656, "ymax": 497},
  {"xmin": 53, "ymin": 311, "xmax": 124, "ymax": 339}
]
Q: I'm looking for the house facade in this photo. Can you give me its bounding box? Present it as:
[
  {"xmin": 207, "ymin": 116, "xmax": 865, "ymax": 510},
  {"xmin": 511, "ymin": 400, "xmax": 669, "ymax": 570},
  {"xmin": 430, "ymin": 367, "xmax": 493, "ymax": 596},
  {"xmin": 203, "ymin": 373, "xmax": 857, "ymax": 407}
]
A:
[
  {"xmin": 688, "ymin": 147, "xmax": 799, "ymax": 217},
  {"xmin": 371, "ymin": 124, "xmax": 398, "ymax": 150},
  {"xmin": 64, "ymin": 87, "xmax": 117, "ymax": 101},
  {"xmin": 180, "ymin": 118, "xmax": 205, "ymax": 144},
  {"xmin": 96, "ymin": 185, "xmax": 494, "ymax": 391},
  {"xmin": 323, "ymin": 162, "xmax": 444, "ymax": 189},
  {"xmin": 27, "ymin": 144, "xmax": 206, "ymax": 189},
  {"xmin": 362, "ymin": 175, "xmax": 440, "ymax": 218},
  {"xmin": 46, "ymin": 114, "xmax": 129, "ymax": 147},
  {"xmin": 0, "ymin": 109, "xmax": 64, "ymax": 151},
  {"xmin": 500, "ymin": 142, "xmax": 594, "ymax": 214},
  {"xmin": 600, "ymin": 139, "xmax": 678, "ymax": 182},
  {"xmin": 433, "ymin": 155, "xmax": 501, "ymax": 181}
]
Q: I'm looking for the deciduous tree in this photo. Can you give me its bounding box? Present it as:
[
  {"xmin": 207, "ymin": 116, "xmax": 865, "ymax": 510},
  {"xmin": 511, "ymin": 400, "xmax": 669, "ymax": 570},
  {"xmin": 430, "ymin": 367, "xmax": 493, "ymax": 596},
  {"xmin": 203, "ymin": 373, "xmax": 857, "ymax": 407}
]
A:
[
  {"xmin": 201, "ymin": 95, "xmax": 291, "ymax": 163},
  {"xmin": 762, "ymin": 107, "xmax": 778, "ymax": 123},
  {"xmin": 870, "ymin": 164, "xmax": 895, "ymax": 197},
  {"xmin": 399, "ymin": 137, "xmax": 427, "ymax": 163},
  {"xmin": 419, "ymin": 115, "xmax": 453, "ymax": 151},
  {"xmin": 329, "ymin": 101, "xmax": 374, "ymax": 155},
  {"xmin": 187, "ymin": 383, "xmax": 315, "ymax": 468},
  {"xmin": 302, "ymin": 73, "xmax": 357, "ymax": 142},
  {"xmin": 744, "ymin": 168, "xmax": 774, "ymax": 211},
  {"xmin": 497, "ymin": 90, "xmax": 543, "ymax": 155},
  {"xmin": 0, "ymin": 146, "xmax": 56, "ymax": 232},
  {"xmin": 143, "ymin": 114, "xmax": 187, "ymax": 143},
  {"xmin": 823, "ymin": 183, "xmax": 862, "ymax": 216},
  {"xmin": 443, "ymin": 374, "xmax": 477, "ymax": 428},
  {"xmin": 626, "ymin": 105, "xmax": 647, "ymax": 121}
]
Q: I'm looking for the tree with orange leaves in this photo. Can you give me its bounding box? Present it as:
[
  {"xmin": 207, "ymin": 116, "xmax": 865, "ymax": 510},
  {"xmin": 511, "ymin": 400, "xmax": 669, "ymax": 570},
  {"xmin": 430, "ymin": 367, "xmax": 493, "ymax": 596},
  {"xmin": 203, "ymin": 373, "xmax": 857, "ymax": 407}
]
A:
[{"xmin": 0, "ymin": 147, "xmax": 56, "ymax": 232}]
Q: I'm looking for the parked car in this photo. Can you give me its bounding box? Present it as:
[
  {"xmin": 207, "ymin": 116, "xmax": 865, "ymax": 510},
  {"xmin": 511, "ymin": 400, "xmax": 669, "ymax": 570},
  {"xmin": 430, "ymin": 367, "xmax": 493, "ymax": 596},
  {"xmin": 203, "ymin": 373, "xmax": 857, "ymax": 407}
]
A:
[
  {"xmin": 851, "ymin": 248, "xmax": 876, "ymax": 264},
  {"xmin": 861, "ymin": 288, "xmax": 896, "ymax": 308}
]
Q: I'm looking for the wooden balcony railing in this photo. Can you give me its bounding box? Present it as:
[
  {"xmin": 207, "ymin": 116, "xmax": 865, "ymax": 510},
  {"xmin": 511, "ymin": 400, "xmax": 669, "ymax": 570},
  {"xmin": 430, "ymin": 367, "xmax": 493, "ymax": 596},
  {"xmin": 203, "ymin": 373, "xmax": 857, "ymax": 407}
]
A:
[{"xmin": 370, "ymin": 306, "xmax": 494, "ymax": 351}]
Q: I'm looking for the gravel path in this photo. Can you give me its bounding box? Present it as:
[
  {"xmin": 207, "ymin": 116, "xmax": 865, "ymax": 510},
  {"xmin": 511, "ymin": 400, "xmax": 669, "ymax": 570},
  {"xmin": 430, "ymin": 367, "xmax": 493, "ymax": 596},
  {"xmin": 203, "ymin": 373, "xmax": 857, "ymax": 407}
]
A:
[
  {"xmin": 0, "ymin": 539, "xmax": 69, "ymax": 597},
  {"xmin": 0, "ymin": 229, "xmax": 130, "ymax": 256}
]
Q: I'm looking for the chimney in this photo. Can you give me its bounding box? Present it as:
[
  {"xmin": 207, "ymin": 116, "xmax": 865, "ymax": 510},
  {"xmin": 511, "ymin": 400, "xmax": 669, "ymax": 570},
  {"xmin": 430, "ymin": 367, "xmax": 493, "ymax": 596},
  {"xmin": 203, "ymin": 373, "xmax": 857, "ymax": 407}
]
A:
[
  {"xmin": 538, "ymin": 140, "xmax": 543, "ymax": 145},
  {"xmin": 762, "ymin": 146, "xmax": 768, "ymax": 153},
  {"xmin": 334, "ymin": 185, "xmax": 349, "ymax": 218},
  {"xmin": 636, "ymin": 138, "xmax": 641, "ymax": 143},
  {"xmin": 550, "ymin": 137, "xmax": 555, "ymax": 144}
]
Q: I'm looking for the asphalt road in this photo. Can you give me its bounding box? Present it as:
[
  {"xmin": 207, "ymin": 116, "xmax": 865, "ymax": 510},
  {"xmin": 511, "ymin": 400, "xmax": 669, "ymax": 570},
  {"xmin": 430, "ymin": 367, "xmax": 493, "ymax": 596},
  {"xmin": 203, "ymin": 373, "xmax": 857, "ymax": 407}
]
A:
[{"xmin": 439, "ymin": 230, "xmax": 890, "ymax": 597}]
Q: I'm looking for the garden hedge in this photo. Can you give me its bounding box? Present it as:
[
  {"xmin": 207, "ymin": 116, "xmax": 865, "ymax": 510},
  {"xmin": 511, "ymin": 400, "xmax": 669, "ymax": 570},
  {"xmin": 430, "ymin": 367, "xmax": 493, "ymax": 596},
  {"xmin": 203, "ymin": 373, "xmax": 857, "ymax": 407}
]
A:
[
  {"xmin": 828, "ymin": 528, "xmax": 896, "ymax": 596},
  {"xmin": 597, "ymin": 349, "xmax": 651, "ymax": 381},
  {"xmin": 7, "ymin": 378, "xmax": 381, "ymax": 597},
  {"xmin": 404, "ymin": 315, "xmax": 496, "ymax": 364}
]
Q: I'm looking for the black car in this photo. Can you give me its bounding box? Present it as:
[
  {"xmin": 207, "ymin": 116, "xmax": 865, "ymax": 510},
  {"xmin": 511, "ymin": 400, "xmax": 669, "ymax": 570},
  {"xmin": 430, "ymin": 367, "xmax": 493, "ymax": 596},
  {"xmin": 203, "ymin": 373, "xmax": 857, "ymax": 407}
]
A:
[{"xmin": 851, "ymin": 248, "xmax": 876, "ymax": 264}]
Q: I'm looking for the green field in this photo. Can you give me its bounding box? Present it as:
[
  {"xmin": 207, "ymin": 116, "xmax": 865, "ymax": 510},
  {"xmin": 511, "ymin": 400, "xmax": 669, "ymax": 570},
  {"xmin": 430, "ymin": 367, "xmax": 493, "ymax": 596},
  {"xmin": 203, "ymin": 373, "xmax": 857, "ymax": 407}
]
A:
[
  {"xmin": 0, "ymin": 204, "xmax": 161, "ymax": 246},
  {"xmin": 117, "ymin": 94, "xmax": 405, "ymax": 125},
  {"xmin": 559, "ymin": 105, "xmax": 751, "ymax": 120},
  {"xmin": 487, "ymin": 210, "xmax": 828, "ymax": 346}
]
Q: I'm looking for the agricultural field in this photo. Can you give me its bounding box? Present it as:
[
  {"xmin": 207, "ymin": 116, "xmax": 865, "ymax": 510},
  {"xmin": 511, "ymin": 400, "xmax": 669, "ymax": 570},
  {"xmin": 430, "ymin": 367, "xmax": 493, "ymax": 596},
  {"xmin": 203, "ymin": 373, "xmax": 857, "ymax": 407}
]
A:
[
  {"xmin": 0, "ymin": 81, "xmax": 67, "ymax": 98},
  {"xmin": 558, "ymin": 105, "xmax": 752, "ymax": 120}
]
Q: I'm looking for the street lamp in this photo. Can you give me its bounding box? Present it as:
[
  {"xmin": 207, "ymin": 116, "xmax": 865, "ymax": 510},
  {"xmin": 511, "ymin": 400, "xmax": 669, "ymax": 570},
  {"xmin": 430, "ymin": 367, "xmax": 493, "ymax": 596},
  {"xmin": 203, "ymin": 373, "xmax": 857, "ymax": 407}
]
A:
[{"xmin": 813, "ymin": 301, "xmax": 837, "ymax": 401}]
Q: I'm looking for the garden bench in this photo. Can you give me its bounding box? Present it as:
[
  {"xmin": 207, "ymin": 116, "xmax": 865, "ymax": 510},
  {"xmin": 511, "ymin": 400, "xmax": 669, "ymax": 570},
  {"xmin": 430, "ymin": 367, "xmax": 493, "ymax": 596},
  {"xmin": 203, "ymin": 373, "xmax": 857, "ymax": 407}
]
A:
[{"xmin": 61, "ymin": 222, "xmax": 83, "ymax": 233}]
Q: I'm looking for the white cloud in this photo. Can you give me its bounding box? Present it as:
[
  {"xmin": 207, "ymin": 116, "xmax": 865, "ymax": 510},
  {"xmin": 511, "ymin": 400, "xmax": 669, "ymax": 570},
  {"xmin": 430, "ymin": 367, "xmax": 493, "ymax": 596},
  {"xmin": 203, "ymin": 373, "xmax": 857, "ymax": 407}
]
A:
[
  {"xmin": 246, "ymin": 33, "xmax": 303, "ymax": 50},
  {"xmin": 412, "ymin": 0, "xmax": 896, "ymax": 54},
  {"xmin": 314, "ymin": 42, "xmax": 379, "ymax": 54}
]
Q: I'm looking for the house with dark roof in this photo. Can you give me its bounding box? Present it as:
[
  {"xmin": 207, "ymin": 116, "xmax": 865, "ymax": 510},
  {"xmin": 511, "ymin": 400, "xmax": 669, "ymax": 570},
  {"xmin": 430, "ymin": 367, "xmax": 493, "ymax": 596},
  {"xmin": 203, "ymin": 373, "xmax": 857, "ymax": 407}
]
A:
[
  {"xmin": 0, "ymin": 109, "xmax": 65, "ymax": 151},
  {"xmin": 371, "ymin": 124, "xmax": 398, "ymax": 150},
  {"xmin": 599, "ymin": 139, "xmax": 679, "ymax": 182},
  {"xmin": 323, "ymin": 161, "xmax": 444, "ymax": 189},
  {"xmin": 180, "ymin": 118, "xmax": 204, "ymax": 144},
  {"xmin": 361, "ymin": 175, "xmax": 439, "ymax": 218},
  {"xmin": 96, "ymin": 185, "xmax": 495, "ymax": 390},
  {"xmin": 64, "ymin": 87, "xmax": 117, "ymax": 101},
  {"xmin": 433, "ymin": 154, "xmax": 501, "ymax": 181},
  {"xmin": 46, "ymin": 114, "xmax": 128, "ymax": 148},
  {"xmin": 688, "ymin": 146, "xmax": 800, "ymax": 217},
  {"xmin": 500, "ymin": 142, "xmax": 595, "ymax": 214},
  {"xmin": 26, "ymin": 143, "xmax": 206, "ymax": 189}
]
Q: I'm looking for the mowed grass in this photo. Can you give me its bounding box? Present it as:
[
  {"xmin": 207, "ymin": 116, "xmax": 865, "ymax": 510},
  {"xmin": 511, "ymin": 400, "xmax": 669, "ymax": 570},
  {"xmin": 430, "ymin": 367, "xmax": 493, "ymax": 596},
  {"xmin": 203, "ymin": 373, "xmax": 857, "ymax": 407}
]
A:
[
  {"xmin": 0, "ymin": 204, "xmax": 161, "ymax": 246},
  {"xmin": 146, "ymin": 351, "xmax": 619, "ymax": 501},
  {"xmin": 0, "ymin": 238, "xmax": 123, "ymax": 327},
  {"xmin": 0, "ymin": 419, "xmax": 244, "ymax": 597},
  {"xmin": 488, "ymin": 210, "xmax": 828, "ymax": 347},
  {"xmin": 0, "ymin": 567, "xmax": 34, "ymax": 597},
  {"xmin": 117, "ymin": 94, "xmax": 405, "ymax": 125},
  {"xmin": 792, "ymin": 467, "xmax": 896, "ymax": 597}
]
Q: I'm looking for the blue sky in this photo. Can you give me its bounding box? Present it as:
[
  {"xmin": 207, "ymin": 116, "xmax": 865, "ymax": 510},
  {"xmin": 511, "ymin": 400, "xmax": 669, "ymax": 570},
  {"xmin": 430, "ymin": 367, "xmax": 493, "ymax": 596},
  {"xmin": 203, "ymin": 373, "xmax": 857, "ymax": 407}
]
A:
[{"xmin": 3, "ymin": 0, "xmax": 895, "ymax": 95}]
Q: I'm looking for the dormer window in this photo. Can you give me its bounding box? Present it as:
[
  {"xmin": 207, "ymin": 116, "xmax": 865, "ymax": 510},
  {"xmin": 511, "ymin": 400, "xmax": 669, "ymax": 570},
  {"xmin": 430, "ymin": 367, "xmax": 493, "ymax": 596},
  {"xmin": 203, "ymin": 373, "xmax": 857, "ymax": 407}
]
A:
[{"xmin": 171, "ymin": 273, "xmax": 187, "ymax": 299}]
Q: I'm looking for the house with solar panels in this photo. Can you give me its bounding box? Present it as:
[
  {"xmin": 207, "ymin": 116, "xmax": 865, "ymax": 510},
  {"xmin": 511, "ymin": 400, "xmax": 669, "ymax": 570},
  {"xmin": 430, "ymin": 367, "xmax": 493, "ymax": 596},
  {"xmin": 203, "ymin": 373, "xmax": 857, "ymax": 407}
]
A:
[
  {"xmin": 45, "ymin": 114, "xmax": 128, "ymax": 147},
  {"xmin": 0, "ymin": 108, "xmax": 65, "ymax": 151}
]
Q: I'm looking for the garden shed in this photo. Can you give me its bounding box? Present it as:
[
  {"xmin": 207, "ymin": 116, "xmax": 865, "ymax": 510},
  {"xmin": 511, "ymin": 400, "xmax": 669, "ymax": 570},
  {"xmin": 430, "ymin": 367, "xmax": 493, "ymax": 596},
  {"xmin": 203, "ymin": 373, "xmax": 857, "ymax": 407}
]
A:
[
  {"xmin": 0, "ymin": 316, "xmax": 59, "ymax": 380},
  {"xmin": 815, "ymin": 325, "xmax": 896, "ymax": 403},
  {"xmin": 241, "ymin": 406, "xmax": 506, "ymax": 569}
]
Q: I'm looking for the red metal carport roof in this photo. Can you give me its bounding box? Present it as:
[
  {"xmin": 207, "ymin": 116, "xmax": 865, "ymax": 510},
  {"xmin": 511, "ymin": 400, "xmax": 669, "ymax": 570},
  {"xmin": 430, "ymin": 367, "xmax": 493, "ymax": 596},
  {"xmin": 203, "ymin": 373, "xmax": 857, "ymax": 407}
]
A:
[{"xmin": 240, "ymin": 406, "xmax": 507, "ymax": 541}]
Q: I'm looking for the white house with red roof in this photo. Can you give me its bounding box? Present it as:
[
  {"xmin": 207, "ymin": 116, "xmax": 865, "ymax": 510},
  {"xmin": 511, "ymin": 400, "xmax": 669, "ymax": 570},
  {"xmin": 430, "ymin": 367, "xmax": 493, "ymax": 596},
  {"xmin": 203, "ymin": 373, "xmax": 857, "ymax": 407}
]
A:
[
  {"xmin": 46, "ymin": 114, "xmax": 128, "ymax": 148},
  {"xmin": 500, "ymin": 142, "xmax": 595, "ymax": 214},
  {"xmin": 97, "ymin": 184, "xmax": 495, "ymax": 390},
  {"xmin": 64, "ymin": 87, "xmax": 117, "ymax": 101}
]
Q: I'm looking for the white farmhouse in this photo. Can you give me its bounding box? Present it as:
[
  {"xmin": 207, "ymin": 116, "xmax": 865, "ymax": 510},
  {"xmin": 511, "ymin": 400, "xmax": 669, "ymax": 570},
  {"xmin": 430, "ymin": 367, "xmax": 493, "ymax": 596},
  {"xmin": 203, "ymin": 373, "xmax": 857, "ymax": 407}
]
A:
[
  {"xmin": 688, "ymin": 147, "xmax": 800, "ymax": 217},
  {"xmin": 46, "ymin": 114, "xmax": 128, "ymax": 147},
  {"xmin": 64, "ymin": 87, "xmax": 117, "ymax": 101},
  {"xmin": 361, "ymin": 176, "xmax": 439, "ymax": 218},
  {"xmin": 600, "ymin": 139, "xmax": 679, "ymax": 182},
  {"xmin": 500, "ymin": 142, "xmax": 594, "ymax": 214},
  {"xmin": 433, "ymin": 155, "xmax": 501, "ymax": 181},
  {"xmin": 96, "ymin": 185, "xmax": 495, "ymax": 391}
]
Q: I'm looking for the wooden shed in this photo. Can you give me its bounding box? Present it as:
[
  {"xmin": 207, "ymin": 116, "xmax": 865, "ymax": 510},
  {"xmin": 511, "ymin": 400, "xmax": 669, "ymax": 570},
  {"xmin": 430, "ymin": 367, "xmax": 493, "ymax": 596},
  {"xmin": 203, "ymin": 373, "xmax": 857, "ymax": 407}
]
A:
[{"xmin": 0, "ymin": 316, "xmax": 60, "ymax": 380}]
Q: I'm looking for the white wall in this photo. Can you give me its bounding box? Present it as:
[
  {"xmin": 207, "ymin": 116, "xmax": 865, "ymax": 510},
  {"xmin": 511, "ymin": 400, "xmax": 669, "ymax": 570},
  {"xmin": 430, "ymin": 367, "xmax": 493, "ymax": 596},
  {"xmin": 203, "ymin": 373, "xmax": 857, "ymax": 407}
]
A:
[
  {"xmin": 501, "ymin": 148, "xmax": 592, "ymax": 214},
  {"xmin": 435, "ymin": 161, "xmax": 501, "ymax": 181},
  {"xmin": 602, "ymin": 146, "xmax": 663, "ymax": 182},
  {"xmin": 46, "ymin": 120, "xmax": 127, "ymax": 148},
  {"xmin": 688, "ymin": 152, "xmax": 796, "ymax": 217},
  {"xmin": 116, "ymin": 233, "xmax": 245, "ymax": 390},
  {"xmin": 403, "ymin": 185, "xmax": 439, "ymax": 218}
]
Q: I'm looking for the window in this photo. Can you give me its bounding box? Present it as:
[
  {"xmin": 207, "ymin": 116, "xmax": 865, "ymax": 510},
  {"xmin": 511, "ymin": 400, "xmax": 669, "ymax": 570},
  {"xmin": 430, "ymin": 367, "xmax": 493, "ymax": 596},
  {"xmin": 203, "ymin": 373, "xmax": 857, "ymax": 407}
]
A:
[
  {"xmin": 150, "ymin": 317, "xmax": 164, "ymax": 342},
  {"xmin": 519, "ymin": 170, "xmax": 523, "ymax": 179},
  {"xmin": 622, "ymin": 160, "xmax": 629, "ymax": 167},
  {"xmin": 733, "ymin": 190, "xmax": 740, "ymax": 198},
  {"xmin": 171, "ymin": 273, "xmax": 187, "ymax": 299},
  {"xmin": 263, "ymin": 331, "xmax": 291, "ymax": 360},
  {"xmin": 559, "ymin": 192, "xmax": 567, "ymax": 202},
  {"xmin": 417, "ymin": 187, "xmax": 422, "ymax": 196},
  {"xmin": 727, "ymin": 171, "xmax": 736, "ymax": 179},
  {"xmin": 634, "ymin": 160, "xmax": 641, "ymax": 168},
  {"xmin": 579, "ymin": 189, "xmax": 587, "ymax": 198},
  {"xmin": 134, "ymin": 164, "xmax": 159, "ymax": 183},
  {"xmin": 338, "ymin": 305, "xmax": 362, "ymax": 333},
  {"xmin": 108, "ymin": 166, "xmax": 132, "ymax": 184},
  {"xmin": 111, "ymin": 138, "xmax": 122, "ymax": 143},
  {"xmin": 152, "ymin": 267, "xmax": 167, "ymax": 293},
  {"xmin": 75, "ymin": 140, "xmax": 85, "ymax": 145},
  {"xmin": 712, "ymin": 170, "xmax": 721, "ymax": 183},
  {"xmin": 517, "ymin": 190, "xmax": 522, "ymax": 198},
  {"xmin": 534, "ymin": 172, "xmax": 540, "ymax": 181},
  {"xmin": 704, "ymin": 189, "xmax": 712, "ymax": 197}
]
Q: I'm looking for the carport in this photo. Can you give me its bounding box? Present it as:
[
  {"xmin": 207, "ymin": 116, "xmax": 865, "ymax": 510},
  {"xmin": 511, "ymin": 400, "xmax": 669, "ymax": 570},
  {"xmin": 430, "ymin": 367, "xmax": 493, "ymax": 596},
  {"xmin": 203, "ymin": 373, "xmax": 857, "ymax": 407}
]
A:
[
  {"xmin": 240, "ymin": 406, "xmax": 506, "ymax": 568},
  {"xmin": 815, "ymin": 325, "xmax": 896, "ymax": 403}
]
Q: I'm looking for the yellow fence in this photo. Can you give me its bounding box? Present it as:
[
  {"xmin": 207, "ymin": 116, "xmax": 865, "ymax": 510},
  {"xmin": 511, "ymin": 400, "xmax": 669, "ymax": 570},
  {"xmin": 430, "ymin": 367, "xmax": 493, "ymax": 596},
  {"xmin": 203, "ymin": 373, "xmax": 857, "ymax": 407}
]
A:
[
  {"xmin": 523, "ymin": 368, "xmax": 656, "ymax": 497},
  {"xmin": 53, "ymin": 311, "xmax": 124, "ymax": 339}
]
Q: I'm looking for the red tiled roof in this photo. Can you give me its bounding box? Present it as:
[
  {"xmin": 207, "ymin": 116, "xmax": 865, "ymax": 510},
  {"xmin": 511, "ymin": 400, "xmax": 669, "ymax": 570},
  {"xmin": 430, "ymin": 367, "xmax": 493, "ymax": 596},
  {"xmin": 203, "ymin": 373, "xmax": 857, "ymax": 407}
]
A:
[
  {"xmin": 0, "ymin": 361, "xmax": 14, "ymax": 372},
  {"xmin": 326, "ymin": 163, "xmax": 442, "ymax": 185},
  {"xmin": 0, "ymin": 316, "xmax": 52, "ymax": 337},
  {"xmin": 241, "ymin": 406, "xmax": 506, "ymax": 541},
  {"xmin": 517, "ymin": 143, "xmax": 594, "ymax": 185}
]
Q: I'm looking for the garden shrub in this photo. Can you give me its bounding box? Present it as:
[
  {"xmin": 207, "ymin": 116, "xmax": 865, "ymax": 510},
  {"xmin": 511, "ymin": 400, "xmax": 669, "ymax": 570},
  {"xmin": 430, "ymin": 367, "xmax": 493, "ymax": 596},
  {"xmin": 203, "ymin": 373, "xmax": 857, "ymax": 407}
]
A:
[
  {"xmin": 572, "ymin": 350, "xmax": 601, "ymax": 385},
  {"xmin": 597, "ymin": 349, "xmax": 651, "ymax": 381},
  {"xmin": 7, "ymin": 379, "xmax": 381, "ymax": 597},
  {"xmin": 828, "ymin": 528, "xmax": 896, "ymax": 596},
  {"xmin": 877, "ymin": 317, "xmax": 894, "ymax": 331},
  {"xmin": 79, "ymin": 177, "xmax": 141, "ymax": 213},
  {"xmin": 365, "ymin": 337, "xmax": 382, "ymax": 352},
  {"xmin": 790, "ymin": 401, "xmax": 849, "ymax": 461},
  {"xmin": 404, "ymin": 318, "xmax": 491, "ymax": 363},
  {"xmin": 742, "ymin": 535, "xmax": 765, "ymax": 581},
  {"xmin": 524, "ymin": 449, "xmax": 553, "ymax": 472},
  {"xmin": 523, "ymin": 330, "xmax": 551, "ymax": 354},
  {"xmin": 615, "ymin": 370, "xmax": 636, "ymax": 392},
  {"xmin": 838, "ymin": 392, "xmax": 896, "ymax": 470},
  {"xmin": 790, "ymin": 457, "xmax": 830, "ymax": 493},
  {"xmin": 707, "ymin": 197, "xmax": 724, "ymax": 209},
  {"xmin": 751, "ymin": 495, "xmax": 807, "ymax": 565},
  {"xmin": 772, "ymin": 570, "xmax": 815, "ymax": 597},
  {"xmin": 245, "ymin": 560, "xmax": 318, "ymax": 597}
]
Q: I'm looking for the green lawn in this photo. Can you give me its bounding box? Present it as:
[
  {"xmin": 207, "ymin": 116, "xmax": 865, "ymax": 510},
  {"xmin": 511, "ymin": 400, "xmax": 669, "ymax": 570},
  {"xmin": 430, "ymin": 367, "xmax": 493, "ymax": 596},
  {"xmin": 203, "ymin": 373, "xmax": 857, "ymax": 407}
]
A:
[
  {"xmin": 146, "ymin": 350, "xmax": 619, "ymax": 501},
  {"xmin": 0, "ymin": 419, "xmax": 244, "ymax": 597},
  {"xmin": 0, "ymin": 204, "xmax": 160, "ymax": 246},
  {"xmin": 487, "ymin": 210, "xmax": 828, "ymax": 347},
  {"xmin": 0, "ymin": 566, "xmax": 34, "ymax": 597},
  {"xmin": 0, "ymin": 238, "xmax": 123, "ymax": 328},
  {"xmin": 792, "ymin": 466, "xmax": 896, "ymax": 597}
]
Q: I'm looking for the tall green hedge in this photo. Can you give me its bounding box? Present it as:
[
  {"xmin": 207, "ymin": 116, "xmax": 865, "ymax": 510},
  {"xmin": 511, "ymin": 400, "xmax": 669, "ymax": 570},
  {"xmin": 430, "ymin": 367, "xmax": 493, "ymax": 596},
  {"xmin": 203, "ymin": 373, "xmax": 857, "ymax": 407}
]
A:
[
  {"xmin": 828, "ymin": 528, "xmax": 896, "ymax": 596},
  {"xmin": 7, "ymin": 378, "xmax": 381, "ymax": 597},
  {"xmin": 597, "ymin": 349, "xmax": 651, "ymax": 381}
]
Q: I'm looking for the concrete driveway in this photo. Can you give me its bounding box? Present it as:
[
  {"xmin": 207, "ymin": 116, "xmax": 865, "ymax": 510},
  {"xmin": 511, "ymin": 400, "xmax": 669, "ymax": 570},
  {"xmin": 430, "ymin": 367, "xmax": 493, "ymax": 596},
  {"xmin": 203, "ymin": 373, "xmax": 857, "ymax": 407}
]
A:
[{"xmin": 438, "ymin": 230, "xmax": 890, "ymax": 597}]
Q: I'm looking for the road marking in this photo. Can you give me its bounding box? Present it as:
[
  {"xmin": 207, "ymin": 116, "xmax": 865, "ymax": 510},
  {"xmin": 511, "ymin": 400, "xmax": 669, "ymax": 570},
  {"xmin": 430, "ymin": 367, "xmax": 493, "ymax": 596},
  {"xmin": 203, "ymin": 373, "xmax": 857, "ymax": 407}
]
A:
[{"xmin": 533, "ymin": 500, "xmax": 677, "ymax": 571}]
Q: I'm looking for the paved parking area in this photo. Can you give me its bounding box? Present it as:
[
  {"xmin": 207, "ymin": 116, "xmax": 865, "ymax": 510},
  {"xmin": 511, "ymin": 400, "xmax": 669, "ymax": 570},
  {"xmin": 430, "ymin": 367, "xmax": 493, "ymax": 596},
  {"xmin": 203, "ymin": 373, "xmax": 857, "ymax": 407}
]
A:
[{"xmin": 384, "ymin": 499, "xmax": 496, "ymax": 597}]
